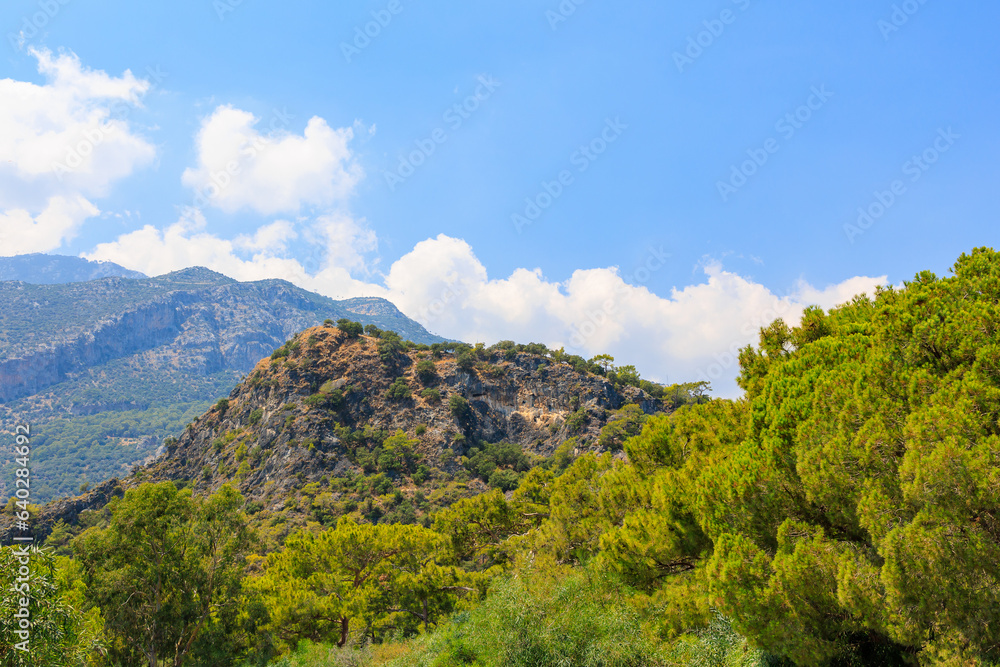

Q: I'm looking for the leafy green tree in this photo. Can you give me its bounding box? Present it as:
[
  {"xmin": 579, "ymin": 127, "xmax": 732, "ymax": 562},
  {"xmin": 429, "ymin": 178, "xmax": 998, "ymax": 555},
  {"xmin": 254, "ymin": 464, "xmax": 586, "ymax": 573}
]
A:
[
  {"xmin": 534, "ymin": 453, "xmax": 618, "ymax": 565},
  {"xmin": 596, "ymin": 403, "xmax": 647, "ymax": 451},
  {"xmin": 252, "ymin": 518, "xmax": 469, "ymax": 649},
  {"xmin": 336, "ymin": 319, "xmax": 364, "ymax": 338},
  {"xmin": 74, "ymin": 482, "xmax": 255, "ymax": 667},
  {"xmin": 614, "ymin": 364, "xmax": 641, "ymax": 387},
  {"xmin": 0, "ymin": 546, "xmax": 103, "ymax": 666},
  {"xmin": 589, "ymin": 354, "xmax": 615, "ymax": 373},
  {"xmin": 455, "ymin": 351, "xmax": 476, "ymax": 372},
  {"xmin": 378, "ymin": 430, "xmax": 419, "ymax": 473},
  {"xmin": 434, "ymin": 488, "xmax": 547, "ymax": 571},
  {"xmin": 572, "ymin": 248, "xmax": 1000, "ymax": 664}
]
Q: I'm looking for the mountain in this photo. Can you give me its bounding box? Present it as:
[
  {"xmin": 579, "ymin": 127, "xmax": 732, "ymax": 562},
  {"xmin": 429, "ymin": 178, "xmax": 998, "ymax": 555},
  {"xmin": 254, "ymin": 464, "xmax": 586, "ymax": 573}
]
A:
[
  {"xmin": 0, "ymin": 269, "xmax": 449, "ymax": 501},
  {"xmin": 14, "ymin": 327, "xmax": 669, "ymax": 540},
  {"xmin": 0, "ymin": 253, "xmax": 147, "ymax": 283}
]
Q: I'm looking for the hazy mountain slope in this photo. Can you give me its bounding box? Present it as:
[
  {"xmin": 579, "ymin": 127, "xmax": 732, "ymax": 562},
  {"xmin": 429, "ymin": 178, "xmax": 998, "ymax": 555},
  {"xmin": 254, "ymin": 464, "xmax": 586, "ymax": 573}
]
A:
[{"xmin": 0, "ymin": 253, "xmax": 147, "ymax": 283}]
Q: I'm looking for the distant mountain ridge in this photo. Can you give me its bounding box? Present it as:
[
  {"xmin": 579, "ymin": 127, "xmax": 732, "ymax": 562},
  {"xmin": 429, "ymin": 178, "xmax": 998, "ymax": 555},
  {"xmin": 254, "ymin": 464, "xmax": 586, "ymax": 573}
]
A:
[
  {"xmin": 0, "ymin": 265, "xmax": 449, "ymax": 501},
  {"xmin": 0, "ymin": 253, "xmax": 147, "ymax": 283}
]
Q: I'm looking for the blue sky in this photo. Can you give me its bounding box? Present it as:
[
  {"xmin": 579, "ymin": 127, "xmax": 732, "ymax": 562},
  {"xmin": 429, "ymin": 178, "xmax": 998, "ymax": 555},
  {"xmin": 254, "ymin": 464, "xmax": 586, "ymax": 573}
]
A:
[{"xmin": 2, "ymin": 0, "xmax": 998, "ymax": 396}]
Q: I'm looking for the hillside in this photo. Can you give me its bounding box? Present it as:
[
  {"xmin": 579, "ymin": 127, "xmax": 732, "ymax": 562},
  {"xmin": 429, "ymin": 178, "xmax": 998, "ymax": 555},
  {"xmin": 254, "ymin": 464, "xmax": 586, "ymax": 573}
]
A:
[
  {"xmin": 15, "ymin": 325, "xmax": 668, "ymax": 542},
  {"xmin": 0, "ymin": 269, "xmax": 449, "ymax": 501}
]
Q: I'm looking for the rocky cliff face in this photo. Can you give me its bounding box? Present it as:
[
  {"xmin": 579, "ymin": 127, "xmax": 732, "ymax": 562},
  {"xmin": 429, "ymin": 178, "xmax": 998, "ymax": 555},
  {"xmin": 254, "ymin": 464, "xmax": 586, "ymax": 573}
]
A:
[{"xmin": 147, "ymin": 326, "xmax": 660, "ymax": 509}]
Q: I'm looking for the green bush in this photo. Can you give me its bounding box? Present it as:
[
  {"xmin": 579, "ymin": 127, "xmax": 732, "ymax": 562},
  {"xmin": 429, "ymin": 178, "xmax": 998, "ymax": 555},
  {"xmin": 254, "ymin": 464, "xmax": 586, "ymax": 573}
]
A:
[
  {"xmin": 464, "ymin": 441, "xmax": 531, "ymax": 484},
  {"xmin": 387, "ymin": 568, "xmax": 666, "ymax": 667},
  {"xmin": 385, "ymin": 378, "xmax": 412, "ymax": 401},
  {"xmin": 488, "ymin": 468, "xmax": 521, "ymax": 492},
  {"xmin": 449, "ymin": 395, "xmax": 471, "ymax": 421},
  {"xmin": 415, "ymin": 359, "xmax": 437, "ymax": 384},
  {"xmin": 455, "ymin": 351, "xmax": 476, "ymax": 372},
  {"xmin": 377, "ymin": 331, "xmax": 404, "ymax": 363},
  {"xmin": 564, "ymin": 409, "xmax": 587, "ymax": 434},
  {"xmin": 420, "ymin": 388, "xmax": 441, "ymax": 403},
  {"xmin": 336, "ymin": 319, "xmax": 364, "ymax": 338}
]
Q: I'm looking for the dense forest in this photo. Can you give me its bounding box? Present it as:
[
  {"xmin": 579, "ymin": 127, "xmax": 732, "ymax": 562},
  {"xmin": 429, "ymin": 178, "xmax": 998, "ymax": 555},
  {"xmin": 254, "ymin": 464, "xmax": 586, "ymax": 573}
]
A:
[{"xmin": 3, "ymin": 248, "xmax": 1000, "ymax": 666}]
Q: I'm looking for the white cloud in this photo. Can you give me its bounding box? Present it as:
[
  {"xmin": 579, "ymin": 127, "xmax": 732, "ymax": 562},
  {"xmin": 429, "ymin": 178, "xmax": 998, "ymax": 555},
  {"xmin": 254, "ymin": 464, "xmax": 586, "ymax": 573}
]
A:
[
  {"xmin": 181, "ymin": 105, "xmax": 364, "ymax": 216},
  {"xmin": 308, "ymin": 212, "xmax": 378, "ymax": 275},
  {"xmin": 0, "ymin": 48, "xmax": 156, "ymax": 256},
  {"xmin": 83, "ymin": 209, "xmax": 384, "ymax": 299},
  {"xmin": 85, "ymin": 222, "xmax": 884, "ymax": 399},
  {"xmin": 0, "ymin": 195, "xmax": 100, "ymax": 255},
  {"xmin": 382, "ymin": 237, "xmax": 885, "ymax": 398},
  {"xmin": 234, "ymin": 220, "xmax": 298, "ymax": 254}
]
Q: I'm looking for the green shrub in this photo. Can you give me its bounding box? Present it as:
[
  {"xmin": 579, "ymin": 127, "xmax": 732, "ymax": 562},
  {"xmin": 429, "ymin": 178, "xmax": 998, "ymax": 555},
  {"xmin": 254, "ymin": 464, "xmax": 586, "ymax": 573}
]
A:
[
  {"xmin": 489, "ymin": 468, "xmax": 521, "ymax": 491},
  {"xmin": 456, "ymin": 351, "xmax": 476, "ymax": 372},
  {"xmin": 385, "ymin": 378, "xmax": 412, "ymax": 400},
  {"xmin": 449, "ymin": 395, "xmax": 471, "ymax": 421},
  {"xmin": 377, "ymin": 331, "xmax": 404, "ymax": 363},
  {"xmin": 464, "ymin": 441, "xmax": 531, "ymax": 484},
  {"xmin": 415, "ymin": 359, "xmax": 437, "ymax": 384},
  {"xmin": 386, "ymin": 567, "xmax": 667, "ymax": 667},
  {"xmin": 336, "ymin": 319, "xmax": 364, "ymax": 338},
  {"xmin": 249, "ymin": 408, "xmax": 263, "ymax": 425},
  {"xmin": 564, "ymin": 409, "xmax": 587, "ymax": 434},
  {"xmin": 420, "ymin": 388, "xmax": 441, "ymax": 403}
]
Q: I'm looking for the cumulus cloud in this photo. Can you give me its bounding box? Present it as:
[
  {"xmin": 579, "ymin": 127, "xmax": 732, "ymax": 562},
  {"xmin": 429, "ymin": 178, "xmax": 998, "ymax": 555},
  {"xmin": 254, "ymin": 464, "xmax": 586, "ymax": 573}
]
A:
[
  {"xmin": 0, "ymin": 195, "xmax": 100, "ymax": 254},
  {"xmin": 181, "ymin": 105, "xmax": 364, "ymax": 216},
  {"xmin": 383, "ymin": 237, "xmax": 885, "ymax": 398},
  {"xmin": 0, "ymin": 48, "xmax": 156, "ymax": 255},
  {"xmin": 83, "ymin": 209, "xmax": 384, "ymax": 299},
  {"xmin": 307, "ymin": 212, "xmax": 379, "ymax": 275},
  {"xmin": 234, "ymin": 220, "xmax": 298, "ymax": 254},
  {"xmin": 85, "ymin": 209, "xmax": 882, "ymax": 400}
]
